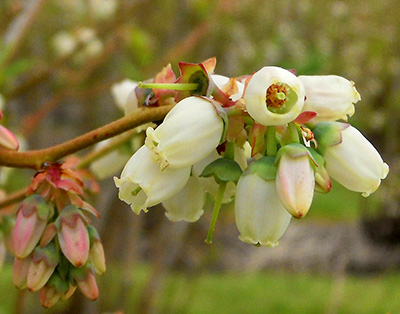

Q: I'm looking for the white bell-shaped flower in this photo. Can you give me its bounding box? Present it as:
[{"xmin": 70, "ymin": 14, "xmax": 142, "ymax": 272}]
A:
[
  {"xmin": 235, "ymin": 159, "xmax": 291, "ymax": 247},
  {"xmin": 299, "ymin": 75, "xmax": 361, "ymax": 122},
  {"xmin": 111, "ymin": 79, "xmax": 139, "ymax": 115},
  {"xmin": 145, "ymin": 96, "xmax": 224, "ymax": 170},
  {"xmin": 244, "ymin": 66, "xmax": 305, "ymax": 126},
  {"xmin": 162, "ymin": 176, "xmax": 206, "ymax": 222},
  {"xmin": 322, "ymin": 124, "xmax": 389, "ymax": 197},
  {"xmin": 114, "ymin": 146, "xmax": 191, "ymax": 214}
]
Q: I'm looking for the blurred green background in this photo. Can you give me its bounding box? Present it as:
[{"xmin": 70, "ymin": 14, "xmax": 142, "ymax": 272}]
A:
[{"xmin": 1, "ymin": 0, "xmax": 400, "ymax": 313}]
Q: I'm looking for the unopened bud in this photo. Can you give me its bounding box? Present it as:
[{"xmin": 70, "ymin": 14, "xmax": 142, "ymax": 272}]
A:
[
  {"xmin": 0, "ymin": 125, "xmax": 19, "ymax": 150},
  {"xmin": 40, "ymin": 273, "xmax": 69, "ymax": 308},
  {"xmin": 13, "ymin": 256, "xmax": 31, "ymax": 289},
  {"xmin": 56, "ymin": 205, "xmax": 89, "ymax": 267},
  {"xmin": 70, "ymin": 265, "xmax": 99, "ymax": 301},
  {"xmin": 88, "ymin": 226, "xmax": 106, "ymax": 275},
  {"xmin": 27, "ymin": 243, "xmax": 59, "ymax": 292},
  {"xmin": 13, "ymin": 194, "xmax": 53, "ymax": 259}
]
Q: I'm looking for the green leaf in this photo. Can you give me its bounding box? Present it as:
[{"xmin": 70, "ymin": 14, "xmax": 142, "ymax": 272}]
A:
[
  {"xmin": 244, "ymin": 156, "xmax": 277, "ymax": 181},
  {"xmin": 200, "ymin": 158, "xmax": 243, "ymax": 184}
]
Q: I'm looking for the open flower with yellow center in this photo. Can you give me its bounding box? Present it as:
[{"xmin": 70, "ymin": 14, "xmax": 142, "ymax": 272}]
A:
[{"xmin": 244, "ymin": 66, "xmax": 305, "ymax": 126}]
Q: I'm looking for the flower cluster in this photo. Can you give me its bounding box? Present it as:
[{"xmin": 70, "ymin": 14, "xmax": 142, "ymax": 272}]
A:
[
  {"xmin": 12, "ymin": 161, "xmax": 105, "ymax": 308},
  {"xmin": 114, "ymin": 58, "xmax": 389, "ymax": 246}
]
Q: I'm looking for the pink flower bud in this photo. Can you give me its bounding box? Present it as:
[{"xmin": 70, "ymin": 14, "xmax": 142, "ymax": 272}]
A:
[
  {"xmin": 27, "ymin": 243, "xmax": 59, "ymax": 292},
  {"xmin": 71, "ymin": 265, "xmax": 99, "ymax": 301},
  {"xmin": 0, "ymin": 125, "xmax": 19, "ymax": 150},
  {"xmin": 275, "ymin": 144, "xmax": 315, "ymax": 219},
  {"xmin": 88, "ymin": 226, "xmax": 106, "ymax": 275},
  {"xmin": 13, "ymin": 256, "xmax": 31, "ymax": 289},
  {"xmin": 39, "ymin": 223, "xmax": 57, "ymax": 247},
  {"xmin": 40, "ymin": 285, "xmax": 61, "ymax": 308},
  {"xmin": 40, "ymin": 273, "xmax": 69, "ymax": 308},
  {"xmin": 13, "ymin": 194, "xmax": 53, "ymax": 259},
  {"xmin": 56, "ymin": 205, "xmax": 90, "ymax": 267}
]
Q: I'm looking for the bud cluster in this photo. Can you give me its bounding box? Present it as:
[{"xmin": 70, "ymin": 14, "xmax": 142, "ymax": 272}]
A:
[
  {"xmin": 113, "ymin": 58, "xmax": 389, "ymax": 247},
  {"xmin": 12, "ymin": 162, "xmax": 105, "ymax": 308}
]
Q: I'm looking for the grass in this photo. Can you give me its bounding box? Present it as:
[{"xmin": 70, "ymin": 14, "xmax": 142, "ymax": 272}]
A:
[
  {"xmin": 1, "ymin": 262, "xmax": 400, "ymax": 313},
  {"xmin": 157, "ymin": 269, "xmax": 400, "ymax": 314}
]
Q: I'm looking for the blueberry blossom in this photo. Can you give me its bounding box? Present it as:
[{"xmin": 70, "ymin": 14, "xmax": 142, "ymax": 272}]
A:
[
  {"xmin": 111, "ymin": 79, "xmax": 139, "ymax": 115},
  {"xmin": 145, "ymin": 96, "xmax": 225, "ymax": 170},
  {"xmin": 114, "ymin": 145, "xmax": 191, "ymax": 214},
  {"xmin": 234, "ymin": 157, "xmax": 291, "ymax": 247},
  {"xmin": 299, "ymin": 75, "xmax": 361, "ymax": 122},
  {"xmin": 313, "ymin": 122, "xmax": 389, "ymax": 197},
  {"xmin": 244, "ymin": 66, "xmax": 305, "ymax": 126}
]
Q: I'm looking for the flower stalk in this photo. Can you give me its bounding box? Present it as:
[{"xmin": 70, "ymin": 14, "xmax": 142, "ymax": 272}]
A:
[
  {"xmin": 138, "ymin": 82, "xmax": 199, "ymax": 91},
  {"xmin": 205, "ymin": 181, "xmax": 227, "ymax": 244}
]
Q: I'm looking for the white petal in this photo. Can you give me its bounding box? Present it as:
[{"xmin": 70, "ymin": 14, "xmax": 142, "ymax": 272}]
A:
[
  {"xmin": 146, "ymin": 97, "xmax": 223, "ymax": 168},
  {"xmin": 163, "ymin": 176, "xmax": 206, "ymax": 222},
  {"xmin": 299, "ymin": 75, "xmax": 360, "ymax": 122},
  {"xmin": 324, "ymin": 125, "xmax": 389, "ymax": 196},
  {"xmin": 114, "ymin": 146, "xmax": 191, "ymax": 214},
  {"xmin": 235, "ymin": 173, "xmax": 291, "ymax": 247},
  {"xmin": 111, "ymin": 79, "xmax": 138, "ymax": 114}
]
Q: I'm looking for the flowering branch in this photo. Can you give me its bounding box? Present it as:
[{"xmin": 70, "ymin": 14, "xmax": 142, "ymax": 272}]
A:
[{"xmin": 0, "ymin": 105, "xmax": 173, "ymax": 169}]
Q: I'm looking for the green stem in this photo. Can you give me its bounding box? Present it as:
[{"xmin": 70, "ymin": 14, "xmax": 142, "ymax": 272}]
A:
[
  {"xmin": 224, "ymin": 141, "xmax": 236, "ymax": 160},
  {"xmin": 266, "ymin": 126, "xmax": 277, "ymax": 157},
  {"xmin": 0, "ymin": 105, "xmax": 173, "ymax": 169},
  {"xmin": 138, "ymin": 82, "xmax": 198, "ymax": 91},
  {"xmin": 205, "ymin": 182, "xmax": 227, "ymax": 244},
  {"xmin": 288, "ymin": 122, "xmax": 300, "ymax": 143}
]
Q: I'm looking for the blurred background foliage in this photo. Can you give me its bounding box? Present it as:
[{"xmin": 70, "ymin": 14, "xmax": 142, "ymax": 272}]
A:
[{"xmin": 0, "ymin": 0, "xmax": 400, "ymax": 313}]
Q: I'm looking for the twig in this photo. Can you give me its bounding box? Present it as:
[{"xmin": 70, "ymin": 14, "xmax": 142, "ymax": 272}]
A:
[
  {"xmin": 0, "ymin": 104, "xmax": 173, "ymax": 169},
  {"xmin": 0, "ymin": 189, "xmax": 26, "ymax": 209},
  {"xmin": 76, "ymin": 129, "xmax": 137, "ymax": 169}
]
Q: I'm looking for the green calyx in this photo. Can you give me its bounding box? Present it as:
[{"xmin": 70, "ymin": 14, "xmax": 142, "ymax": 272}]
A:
[
  {"xmin": 312, "ymin": 121, "xmax": 349, "ymax": 155},
  {"xmin": 46, "ymin": 272, "xmax": 70, "ymax": 293},
  {"xmin": 20, "ymin": 194, "xmax": 53, "ymax": 221},
  {"xmin": 55, "ymin": 205, "xmax": 89, "ymax": 230},
  {"xmin": 32, "ymin": 242, "xmax": 59, "ymax": 267},
  {"xmin": 200, "ymin": 157, "xmax": 243, "ymax": 184},
  {"xmin": 243, "ymin": 156, "xmax": 277, "ymax": 181},
  {"xmin": 175, "ymin": 62, "xmax": 210, "ymax": 101},
  {"xmin": 275, "ymin": 143, "xmax": 316, "ymax": 168}
]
